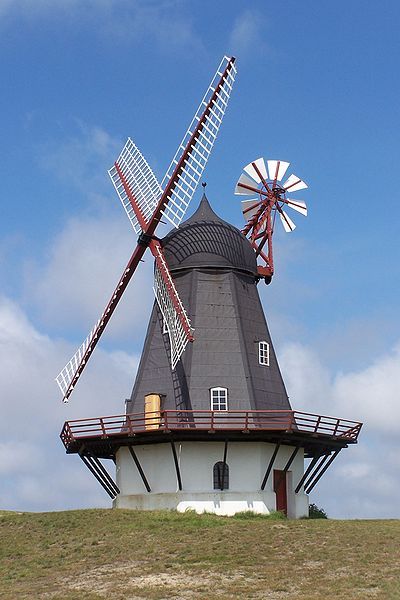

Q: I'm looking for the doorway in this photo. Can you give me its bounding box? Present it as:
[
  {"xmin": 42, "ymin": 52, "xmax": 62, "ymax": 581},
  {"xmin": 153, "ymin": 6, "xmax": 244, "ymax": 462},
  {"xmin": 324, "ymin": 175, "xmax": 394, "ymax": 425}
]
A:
[{"xmin": 273, "ymin": 469, "xmax": 288, "ymax": 516}]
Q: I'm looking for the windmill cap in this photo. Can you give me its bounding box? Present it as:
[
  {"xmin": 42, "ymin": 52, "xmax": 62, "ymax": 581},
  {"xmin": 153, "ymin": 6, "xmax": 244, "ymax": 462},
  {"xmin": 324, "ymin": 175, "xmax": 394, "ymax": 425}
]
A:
[{"xmin": 162, "ymin": 194, "xmax": 258, "ymax": 276}]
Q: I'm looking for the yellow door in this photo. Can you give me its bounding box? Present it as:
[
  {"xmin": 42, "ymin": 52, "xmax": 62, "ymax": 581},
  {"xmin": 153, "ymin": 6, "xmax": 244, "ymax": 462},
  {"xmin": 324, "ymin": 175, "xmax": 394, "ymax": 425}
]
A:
[{"xmin": 144, "ymin": 394, "xmax": 161, "ymax": 430}]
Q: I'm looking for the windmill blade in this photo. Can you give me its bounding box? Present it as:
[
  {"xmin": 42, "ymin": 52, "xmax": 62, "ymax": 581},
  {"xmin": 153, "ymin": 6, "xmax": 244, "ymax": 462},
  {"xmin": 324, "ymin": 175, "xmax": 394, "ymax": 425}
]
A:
[
  {"xmin": 55, "ymin": 241, "xmax": 149, "ymax": 402},
  {"xmin": 241, "ymin": 199, "xmax": 261, "ymax": 220},
  {"xmin": 150, "ymin": 241, "xmax": 193, "ymax": 370},
  {"xmin": 283, "ymin": 173, "xmax": 308, "ymax": 193},
  {"xmin": 108, "ymin": 138, "xmax": 162, "ymax": 234},
  {"xmin": 160, "ymin": 56, "xmax": 237, "ymax": 228},
  {"xmin": 235, "ymin": 173, "xmax": 259, "ymax": 195},
  {"xmin": 56, "ymin": 56, "xmax": 236, "ymax": 403},
  {"xmin": 243, "ymin": 157, "xmax": 268, "ymax": 183},
  {"xmin": 267, "ymin": 160, "xmax": 290, "ymax": 182},
  {"xmin": 56, "ymin": 319, "xmax": 101, "ymax": 401},
  {"xmin": 285, "ymin": 198, "xmax": 307, "ymax": 217},
  {"xmin": 279, "ymin": 210, "xmax": 296, "ymax": 233}
]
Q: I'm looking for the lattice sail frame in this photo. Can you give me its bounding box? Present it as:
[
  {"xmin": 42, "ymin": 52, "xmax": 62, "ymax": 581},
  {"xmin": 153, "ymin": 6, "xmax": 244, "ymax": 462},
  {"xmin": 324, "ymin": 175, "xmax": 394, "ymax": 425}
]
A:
[
  {"xmin": 56, "ymin": 56, "xmax": 236, "ymax": 402},
  {"xmin": 161, "ymin": 56, "xmax": 237, "ymax": 228},
  {"xmin": 56, "ymin": 320, "xmax": 100, "ymax": 398},
  {"xmin": 108, "ymin": 139, "xmax": 162, "ymax": 234},
  {"xmin": 151, "ymin": 242, "xmax": 193, "ymax": 369}
]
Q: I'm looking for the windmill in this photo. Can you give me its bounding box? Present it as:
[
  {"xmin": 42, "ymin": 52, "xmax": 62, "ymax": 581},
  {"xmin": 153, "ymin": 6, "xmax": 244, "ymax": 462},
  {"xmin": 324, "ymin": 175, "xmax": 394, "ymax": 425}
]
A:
[
  {"xmin": 56, "ymin": 56, "xmax": 237, "ymax": 403},
  {"xmin": 235, "ymin": 158, "xmax": 308, "ymax": 283},
  {"xmin": 59, "ymin": 58, "xmax": 362, "ymax": 517}
]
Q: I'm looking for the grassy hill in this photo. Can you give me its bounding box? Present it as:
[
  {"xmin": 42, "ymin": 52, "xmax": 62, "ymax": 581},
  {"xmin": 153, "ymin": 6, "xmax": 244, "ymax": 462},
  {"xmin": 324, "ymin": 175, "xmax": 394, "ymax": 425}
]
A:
[{"xmin": 0, "ymin": 509, "xmax": 399, "ymax": 599}]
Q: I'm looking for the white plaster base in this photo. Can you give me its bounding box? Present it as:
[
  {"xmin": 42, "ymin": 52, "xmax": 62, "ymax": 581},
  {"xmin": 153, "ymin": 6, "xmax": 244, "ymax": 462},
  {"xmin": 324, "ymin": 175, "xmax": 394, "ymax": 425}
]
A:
[
  {"xmin": 114, "ymin": 441, "xmax": 309, "ymax": 519},
  {"xmin": 114, "ymin": 491, "xmax": 276, "ymax": 516}
]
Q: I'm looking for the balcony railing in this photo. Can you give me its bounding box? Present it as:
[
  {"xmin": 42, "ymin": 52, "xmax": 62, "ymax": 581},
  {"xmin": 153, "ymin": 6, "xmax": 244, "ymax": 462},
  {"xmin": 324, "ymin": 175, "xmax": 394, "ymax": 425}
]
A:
[{"xmin": 60, "ymin": 409, "xmax": 362, "ymax": 450}]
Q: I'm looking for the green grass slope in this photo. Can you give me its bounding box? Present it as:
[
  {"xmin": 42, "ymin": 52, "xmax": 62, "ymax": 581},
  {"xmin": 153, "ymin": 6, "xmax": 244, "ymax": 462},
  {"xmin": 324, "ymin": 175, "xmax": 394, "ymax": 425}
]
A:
[{"xmin": 0, "ymin": 509, "xmax": 399, "ymax": 599}]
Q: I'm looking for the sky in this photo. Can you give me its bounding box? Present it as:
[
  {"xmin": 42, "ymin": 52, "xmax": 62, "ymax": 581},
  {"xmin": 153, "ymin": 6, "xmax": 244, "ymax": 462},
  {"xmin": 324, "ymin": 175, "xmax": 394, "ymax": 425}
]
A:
[{"xmin": 0, "ymin": 0, "xmax": 399, "ymax": 518}]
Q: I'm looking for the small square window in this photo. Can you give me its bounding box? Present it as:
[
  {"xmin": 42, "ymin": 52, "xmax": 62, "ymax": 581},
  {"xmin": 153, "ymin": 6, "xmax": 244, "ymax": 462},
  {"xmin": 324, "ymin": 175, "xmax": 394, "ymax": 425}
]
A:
[
  {"xmin": 259, "ymin": 341, "xmax": 270, "ymax": 366},
  {"xmin": 210, "ymin": 387, "xmax": 228, "ymax": 411}
]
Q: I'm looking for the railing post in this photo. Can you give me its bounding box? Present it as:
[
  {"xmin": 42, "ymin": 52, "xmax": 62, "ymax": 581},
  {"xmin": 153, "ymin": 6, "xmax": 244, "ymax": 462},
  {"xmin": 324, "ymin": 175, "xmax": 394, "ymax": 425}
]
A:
[
  {"xmin": 164, "ymin": 411, "xmax": 168, "ymax": 431},
  {"xmin": 289, "ymin": 411, "xmax": 296, "ymax": 431},
  {"xmin": 100, "ymin": 418, "xmax": 107, "ymax": 438},
  {"xmin": 314, "ymin": 415, "xmax": 321, "ymax": 433},
  {"xmin": 332, "ymin": 419, "xmax": 339, "ymax": 436},
  {"xmin": 244, "ymin": 411, "xmax": 249, "ymax": 432}
]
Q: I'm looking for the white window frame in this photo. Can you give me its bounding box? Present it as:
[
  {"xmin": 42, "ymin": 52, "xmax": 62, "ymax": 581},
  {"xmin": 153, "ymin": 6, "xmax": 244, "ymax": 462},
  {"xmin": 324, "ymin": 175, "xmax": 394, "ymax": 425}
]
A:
[
  {"xmin": 210, "ymin": 387, "xmax": 228, "ymax": 411},
  {"xmin": 258, "ymin": 341, "xmax": 270, "ymax": 366}
]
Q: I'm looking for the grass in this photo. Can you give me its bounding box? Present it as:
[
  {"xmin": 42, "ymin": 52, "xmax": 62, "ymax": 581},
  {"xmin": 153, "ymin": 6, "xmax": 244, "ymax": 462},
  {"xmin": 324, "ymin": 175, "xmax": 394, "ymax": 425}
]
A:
[{"xmin": 0, "ymin": 509, "xmax": 399, "ymax": 599}]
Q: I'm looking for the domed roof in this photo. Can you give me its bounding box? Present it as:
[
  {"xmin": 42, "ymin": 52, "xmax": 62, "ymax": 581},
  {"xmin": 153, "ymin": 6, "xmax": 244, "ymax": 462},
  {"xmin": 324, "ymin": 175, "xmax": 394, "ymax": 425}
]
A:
[{"xmin": 162, "ymin": 194, "xmax": 257, "ymax": 276}]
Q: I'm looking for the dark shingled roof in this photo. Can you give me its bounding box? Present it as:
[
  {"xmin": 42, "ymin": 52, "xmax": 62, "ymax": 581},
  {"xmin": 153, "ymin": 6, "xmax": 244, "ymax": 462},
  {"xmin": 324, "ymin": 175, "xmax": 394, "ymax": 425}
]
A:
[{"xmin": 162, "ymin": 194, "xmax": 258, "ymax": 276}]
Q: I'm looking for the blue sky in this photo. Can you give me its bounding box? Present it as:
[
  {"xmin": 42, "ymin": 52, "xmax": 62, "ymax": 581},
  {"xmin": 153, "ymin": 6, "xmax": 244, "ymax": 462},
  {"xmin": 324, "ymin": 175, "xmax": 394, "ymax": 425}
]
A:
[{"xmin": 0, "ymin": 0, "xmax": 399, "ymax": 518}]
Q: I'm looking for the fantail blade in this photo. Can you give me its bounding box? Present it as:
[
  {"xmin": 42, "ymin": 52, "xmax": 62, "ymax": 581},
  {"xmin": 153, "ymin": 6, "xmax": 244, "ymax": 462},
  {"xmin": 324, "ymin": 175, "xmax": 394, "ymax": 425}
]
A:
[
  {"xmin": 267, "ymin": 160, "xmax": 290, "ymax": 182},
  {"xmin": 280, "ymin": 210, "xmax": 296, "ymax": 232},
  {"xmin": 285, "ymin": 198, "xmax": 308, "ymax": 217},
  {"xmin": 283, "ymin": 173, "xmax": 308, "ymax": 193},
  {"xmin": 243, "ymin": 157, "xmax": 268, "ymax": 183},
  {"xmin": 235, "ymin": 173, "xmax": 260, "ymax": 195}
]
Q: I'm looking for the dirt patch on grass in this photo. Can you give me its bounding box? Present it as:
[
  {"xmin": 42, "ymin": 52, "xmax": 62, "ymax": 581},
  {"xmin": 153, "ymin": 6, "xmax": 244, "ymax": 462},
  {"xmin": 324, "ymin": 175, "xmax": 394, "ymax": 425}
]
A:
[{"xmin": 60, "ymin": 563, "xmax": 264, "ymax": 599}]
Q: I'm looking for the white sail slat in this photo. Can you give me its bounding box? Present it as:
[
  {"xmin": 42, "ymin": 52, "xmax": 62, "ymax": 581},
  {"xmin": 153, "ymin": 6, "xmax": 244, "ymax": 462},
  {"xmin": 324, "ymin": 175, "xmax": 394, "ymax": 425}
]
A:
[
  {"xmin": 56, "ymin": 319, "xmax": 101, "ymax": 402},
  {"xmin": 151, "ymin": 243, "xmax": 193, "ymax": 370},
  {"xmin": 161, "ymin": 56, "xmax": 237, "ymax": 228},
  {"xmin": 108, "ymin": 138, "xmax": 162, "ymax": 234}
]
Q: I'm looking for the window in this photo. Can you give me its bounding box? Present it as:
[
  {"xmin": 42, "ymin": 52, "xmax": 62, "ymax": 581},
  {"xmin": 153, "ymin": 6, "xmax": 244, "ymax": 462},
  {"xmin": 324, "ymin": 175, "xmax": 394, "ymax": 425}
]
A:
[
  {"xmin": 213, "ymin": 461, "xmax": 229, "ymax": 490},
  {"xmin": 210, "ymin": 387, "xmax": 228, "ymax": 411},
  {"xmin": 258, "ymin": 341, "xmax": 270, "ymax": 366}
]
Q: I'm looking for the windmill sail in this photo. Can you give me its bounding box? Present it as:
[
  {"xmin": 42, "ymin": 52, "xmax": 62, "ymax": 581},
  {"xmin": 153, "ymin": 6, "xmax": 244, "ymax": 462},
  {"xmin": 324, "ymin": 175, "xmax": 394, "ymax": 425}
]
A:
[
  {"xmin": 161, "ymin": 55, "xmax": 236, "ymax": 228},
  {"xmin": 108, "ymin": 138, "xmax": 162, "ymax": 234},
  {"xmin": 56, "ymin": 55, "xmax": 236, "ymax": 402},
  {"xmin": 150, "ymin": 241, "xmax": 193, "ymax": 370}
]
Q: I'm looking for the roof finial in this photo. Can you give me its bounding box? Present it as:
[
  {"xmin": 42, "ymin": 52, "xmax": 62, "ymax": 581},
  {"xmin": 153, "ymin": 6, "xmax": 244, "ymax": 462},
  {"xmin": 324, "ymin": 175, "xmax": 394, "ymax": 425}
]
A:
[{"xmin": 202, "ymin": 182, "xmax": 207, "ymax": 188}]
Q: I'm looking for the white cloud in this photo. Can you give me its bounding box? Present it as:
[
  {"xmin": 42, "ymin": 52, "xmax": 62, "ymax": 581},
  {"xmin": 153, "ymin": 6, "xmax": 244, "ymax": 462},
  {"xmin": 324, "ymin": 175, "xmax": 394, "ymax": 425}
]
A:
[
  {"xmin": 279, "ymin": 340, "xmax": 400, "ymax": 518},
  {"xmin": 0, "ymin": 0, "xmax": 202, "ymax": 52},
  {"xmin": 37, "ymin": 123, "xmax": 121, "ymax": 201},
  {"xmin": 228, "ymin": 9, "xmax": 268, "ymax": 59},
  {"xmin": 280, "ymin": 340, "xmax": 400, "ymax": 433},
  {"xmin": 27, "ymin": 213, "xmax": 154, "ymax": 342},
  {"xmin": 26, "ymin": 121, "xmax": 156, "ymax": 343},
  {"xmin": 0, "ymin": 295, "xmax": 138, "ymax": 510}
]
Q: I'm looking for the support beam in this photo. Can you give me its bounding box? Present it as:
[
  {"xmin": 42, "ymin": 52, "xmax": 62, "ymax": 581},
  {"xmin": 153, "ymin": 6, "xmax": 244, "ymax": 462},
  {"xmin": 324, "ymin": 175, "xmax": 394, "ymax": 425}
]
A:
[
  {"xmin": 303, "ymin": 453, "xmax": 330, "ymax": 492},
  {"xmin": 305, "ymin": 450, "xmax": 341, "ymax": 494},
  {"xmin": 220, "ymin": 440, "xmax": 228, "ymax": 491},
  {"xmin": 261, "ymin": 443, "xmax": 280, "ymax": 490},
  {"xmin": 170, "ymin": 440, "xmax": 182, "ymax": 491},
  {"xmin": 88, "ymin": 452, "xmax": 120, "ymax": 496},
  {"xmin": 79, "ymin": 454, "xmax": 116, "ymax": 499},
  {"xmin": 128, "ymin": 446, "xmax": 151, "ymax": 492},
  {"xmin": 274, "ymin": 446, "xmax": 300, "ymax": 491},
  {"xmin": 87, "ymin": 452, "xmax": 120, "ymax": 495},
  {"xmin": 295, "ymin": 455, "xmax": 320, "ymax": 494}
]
